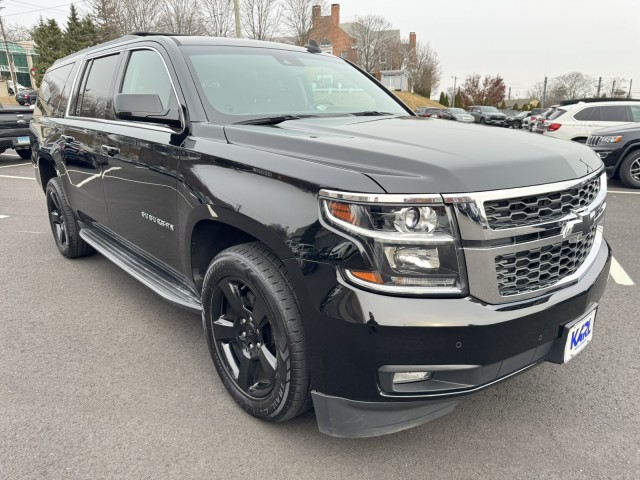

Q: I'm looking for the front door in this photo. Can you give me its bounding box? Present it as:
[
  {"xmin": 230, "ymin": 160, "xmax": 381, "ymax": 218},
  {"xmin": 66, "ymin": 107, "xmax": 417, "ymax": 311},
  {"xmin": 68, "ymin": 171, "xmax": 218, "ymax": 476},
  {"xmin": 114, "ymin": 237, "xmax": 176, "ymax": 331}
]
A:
[{"xmin": 101, "ymin": 48, "xmax": 183, "ymax": 271}]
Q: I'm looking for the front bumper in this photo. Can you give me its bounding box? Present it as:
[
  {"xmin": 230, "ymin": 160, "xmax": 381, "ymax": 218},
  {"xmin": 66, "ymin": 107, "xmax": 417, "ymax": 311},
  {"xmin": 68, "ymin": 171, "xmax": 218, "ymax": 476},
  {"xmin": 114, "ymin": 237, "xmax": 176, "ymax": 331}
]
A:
[
  {"xmin": 591, "ymin": 146, "xmax": 622, "ymax": 174},
  {"xmin": 295, "ymin": 239, "xmax": 611, "ymax": 437}
]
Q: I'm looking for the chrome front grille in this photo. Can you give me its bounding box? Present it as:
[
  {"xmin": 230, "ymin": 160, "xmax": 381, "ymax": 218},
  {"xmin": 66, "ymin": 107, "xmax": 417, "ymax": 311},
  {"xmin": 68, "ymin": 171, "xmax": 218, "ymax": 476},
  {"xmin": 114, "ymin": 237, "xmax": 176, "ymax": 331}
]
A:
[
  {"xmin": 447, "ymin": 169, "xmax": 607, "ymax": 304},
  {"xmin": 587, "ymin": 136, "xmax": 602, "ymax": 146},
  {"xmin": 484, "ymin": 174, "xmax": 600, "ymax": 229},
  {"xmin": 495, "ymin": 225, "xmax": 597, "ymax": 296}
]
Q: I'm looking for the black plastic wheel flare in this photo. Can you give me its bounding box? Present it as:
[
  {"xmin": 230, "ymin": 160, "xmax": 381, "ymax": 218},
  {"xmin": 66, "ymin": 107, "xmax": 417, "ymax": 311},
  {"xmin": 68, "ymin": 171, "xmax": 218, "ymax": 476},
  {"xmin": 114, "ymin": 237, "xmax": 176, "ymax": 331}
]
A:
[
  {"xmin": 211, "ymin": 277, "xmax": 278, "ymax": 399},
  {"xmin": 48, "ymin": 190, "xmax": 68, "ymax": 247}
]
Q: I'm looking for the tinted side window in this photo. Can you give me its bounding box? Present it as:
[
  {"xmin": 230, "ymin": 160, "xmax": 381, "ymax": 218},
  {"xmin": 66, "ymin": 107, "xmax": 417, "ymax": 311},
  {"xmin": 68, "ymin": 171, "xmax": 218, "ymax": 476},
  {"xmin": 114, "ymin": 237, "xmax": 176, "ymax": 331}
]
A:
[
  {"xmin": 37, "ymin": 63, "xmax": 74, "ymax": 117},
  {"xmin": 75, "ymin": 54, "xmax": 120, "ymax": 119},
  {"xmin": 120, "ymin": 50, "xmax": 177, "ymax": 111},
  {"xmin": 630, "ymin": 105, "xmax": 640, "ymax": 122},
  {"xmin": 574, "ymin": 107, "xmax": 596, "ymax": 121},
  {"xmin": 600, "ymin": 105, "xmax": 629, "ymax": 122},
  {"xmin": 547, "ymin": 109, "xmax": 566, "ymax": 121}
]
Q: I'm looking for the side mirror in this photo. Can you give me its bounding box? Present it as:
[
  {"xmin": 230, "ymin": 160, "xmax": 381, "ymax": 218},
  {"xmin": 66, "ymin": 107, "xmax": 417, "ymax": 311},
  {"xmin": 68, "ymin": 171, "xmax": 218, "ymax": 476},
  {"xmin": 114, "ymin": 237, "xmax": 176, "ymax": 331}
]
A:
[{"xmin": 114, "ymin": 93, "xmax": 181, "ymax": 128}]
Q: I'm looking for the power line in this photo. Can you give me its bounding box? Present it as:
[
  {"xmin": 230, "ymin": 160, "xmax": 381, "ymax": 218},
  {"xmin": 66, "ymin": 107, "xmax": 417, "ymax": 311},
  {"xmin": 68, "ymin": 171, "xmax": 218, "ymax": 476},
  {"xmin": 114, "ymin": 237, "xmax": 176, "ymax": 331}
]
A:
[{"xmin": 2, "ymin": 0, "xmax": 88, "ymax": 17}]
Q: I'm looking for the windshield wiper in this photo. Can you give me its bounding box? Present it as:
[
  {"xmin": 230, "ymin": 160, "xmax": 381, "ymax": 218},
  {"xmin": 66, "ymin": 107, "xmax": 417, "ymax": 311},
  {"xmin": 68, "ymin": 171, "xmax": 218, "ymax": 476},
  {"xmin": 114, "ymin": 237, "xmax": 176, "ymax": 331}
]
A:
[
  {"xmin": 349, "ymin": 111, "xmax": 396, "ymax": 117},
  {"xmin": 234, "ymin": 115, "xmax": 303, "ymax": 125}
]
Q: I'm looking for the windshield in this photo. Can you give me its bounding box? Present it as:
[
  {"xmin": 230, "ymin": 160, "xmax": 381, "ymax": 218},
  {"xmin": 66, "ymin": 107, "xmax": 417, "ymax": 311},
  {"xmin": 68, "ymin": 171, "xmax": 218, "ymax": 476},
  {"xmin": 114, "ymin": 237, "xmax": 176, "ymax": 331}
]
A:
[
  {"xmin": 181, "ymin": 46, "xmax": 408, "ymax": 123},
  {"xmin": 449, "ymin": 108, "xmax": 466, "ymax": 114},
  {"xmin": 515, "ymin": 111, "xmax": 530, "ymax": 118},
  {"xmin": 480, "ymin": 106, "xmax": 499, "ymax": 113}
]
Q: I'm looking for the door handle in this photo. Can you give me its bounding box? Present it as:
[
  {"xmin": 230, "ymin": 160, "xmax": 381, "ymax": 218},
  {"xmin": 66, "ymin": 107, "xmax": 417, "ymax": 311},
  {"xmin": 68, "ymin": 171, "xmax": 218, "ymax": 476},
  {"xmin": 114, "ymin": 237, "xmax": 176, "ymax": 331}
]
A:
[
  {"xmin": 61, "ymin": 135, "xmax": 75, "ymax": 143},
  {"xmin": 101, "ymin": 145, "xmax": 120, "ymax": 157}
]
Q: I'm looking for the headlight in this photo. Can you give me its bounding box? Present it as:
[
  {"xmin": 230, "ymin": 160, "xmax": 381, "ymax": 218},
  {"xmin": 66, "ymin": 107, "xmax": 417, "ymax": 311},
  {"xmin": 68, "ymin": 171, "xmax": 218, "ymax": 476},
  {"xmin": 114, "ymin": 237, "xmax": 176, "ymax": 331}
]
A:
[
  {"xmin": 599, "ymin": 135, "xmax": 622, "ymax": 143},
  {"xmin": 319, "ymin": 191, "xmax": 468, "ymax": 295}
]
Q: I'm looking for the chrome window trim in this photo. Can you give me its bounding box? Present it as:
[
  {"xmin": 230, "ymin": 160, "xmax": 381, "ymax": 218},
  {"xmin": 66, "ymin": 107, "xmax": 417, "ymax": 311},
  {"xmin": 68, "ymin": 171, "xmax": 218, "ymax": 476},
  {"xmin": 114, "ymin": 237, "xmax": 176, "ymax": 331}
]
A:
[
  {"xmin": 65, "ymin": 46, "xmax": 185, "ymax": 131},
  {"xmin": 319, "ymin": 189, "xmax": 443, "ymax": 205}
]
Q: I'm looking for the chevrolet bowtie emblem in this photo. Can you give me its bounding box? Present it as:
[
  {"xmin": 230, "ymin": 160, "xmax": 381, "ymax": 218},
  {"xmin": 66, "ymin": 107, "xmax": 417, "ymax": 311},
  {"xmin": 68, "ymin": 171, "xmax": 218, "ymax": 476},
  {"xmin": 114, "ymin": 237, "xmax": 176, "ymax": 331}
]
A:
[{"xmin": 562, "ymin": 210, "xmax": 596, "ymax": 240}]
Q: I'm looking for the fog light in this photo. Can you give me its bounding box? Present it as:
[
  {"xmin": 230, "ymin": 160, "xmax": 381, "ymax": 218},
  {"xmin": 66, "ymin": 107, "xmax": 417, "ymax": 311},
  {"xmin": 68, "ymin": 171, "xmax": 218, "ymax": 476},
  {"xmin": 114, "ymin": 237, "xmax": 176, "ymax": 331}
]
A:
[{"xmin": 392, "ymin": 371, "xmax": 433, "ymax": 384}]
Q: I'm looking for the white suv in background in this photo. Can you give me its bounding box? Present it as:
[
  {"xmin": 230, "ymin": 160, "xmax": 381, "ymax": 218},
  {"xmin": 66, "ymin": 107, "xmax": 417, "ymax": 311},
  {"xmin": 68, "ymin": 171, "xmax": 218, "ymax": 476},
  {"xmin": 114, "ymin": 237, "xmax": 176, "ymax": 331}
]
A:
[{"xmin": 542, "ymin": 100, "xmax": 640, "ymax": 142}]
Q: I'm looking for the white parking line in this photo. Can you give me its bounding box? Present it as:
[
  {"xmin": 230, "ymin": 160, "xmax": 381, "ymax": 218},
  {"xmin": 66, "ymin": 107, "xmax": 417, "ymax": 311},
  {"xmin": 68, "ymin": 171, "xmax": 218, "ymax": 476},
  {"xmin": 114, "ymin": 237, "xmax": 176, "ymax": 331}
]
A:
[
  {"xmin": 609, "ymin": 190, "xmax": 640, "ymax": 195},
  {"xmin": 0, "ymin": 162, "xmax": 30, "ymax": 169},
  {"xmin": 610, "ymin": 257, "xmax": 635, "ymax": 286},
  {"xmin": 0, "ymin": 174, "xmax": 34, "ymax": 180}
]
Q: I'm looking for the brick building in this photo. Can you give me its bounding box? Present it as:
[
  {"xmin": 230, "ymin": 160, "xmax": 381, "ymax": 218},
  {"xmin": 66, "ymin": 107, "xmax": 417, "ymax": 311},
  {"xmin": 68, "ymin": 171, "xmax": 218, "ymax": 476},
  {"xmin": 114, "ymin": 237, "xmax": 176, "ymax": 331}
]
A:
[{"xmin": 309, "ymin": 4, "xmax": 416, "ymax": 76}]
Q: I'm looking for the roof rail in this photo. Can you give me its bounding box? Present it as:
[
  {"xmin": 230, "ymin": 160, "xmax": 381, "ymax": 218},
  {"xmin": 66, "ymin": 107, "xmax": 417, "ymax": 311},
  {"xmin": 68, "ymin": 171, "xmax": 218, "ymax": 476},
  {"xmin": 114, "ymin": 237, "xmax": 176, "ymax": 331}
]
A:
[
  {"xmin": 559, "ymin": 97, "xmax": 637, "ymax": 106},
  {"xmin": 127, "ymin": 32, "xmax": 191, "ymax": 37}
]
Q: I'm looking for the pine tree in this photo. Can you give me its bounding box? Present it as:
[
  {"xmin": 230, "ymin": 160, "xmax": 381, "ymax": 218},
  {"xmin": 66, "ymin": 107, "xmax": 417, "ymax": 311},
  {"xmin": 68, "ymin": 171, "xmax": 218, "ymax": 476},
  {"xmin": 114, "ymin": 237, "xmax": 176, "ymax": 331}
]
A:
[
  {"xmin": 439, "ymin": 91, "xmax": 449, "ymax": 107},
  {"xmin": 521, "ymin": 103, "xmax": 530, "ymax": 111},
  {"xmin": 499, "ymin": 100, "xmax": 506, "ymax": 110},
  {"xmin": 31, "ymin": 18, "xmax": 65, "ymax": 85},
  {"xmin": 513, "ymin": 103, "xmax": 519, "ymax": 111},
  {"xmin": 454, "ymin": 91, "xmax": 462, "ymax": 108},
  {"xmin": 63, "ymin": 4, "xmax": 83, "ymax": 56}
]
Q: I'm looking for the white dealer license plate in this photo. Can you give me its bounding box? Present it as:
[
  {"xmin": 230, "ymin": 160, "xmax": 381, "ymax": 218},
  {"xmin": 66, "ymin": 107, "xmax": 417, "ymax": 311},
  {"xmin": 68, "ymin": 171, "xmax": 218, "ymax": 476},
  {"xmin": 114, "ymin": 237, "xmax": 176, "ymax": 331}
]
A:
[
  {"xmin": 563, "ymin": 309, "xmax": 596, "ymax": 363},
  {"xmin": 16, "ymin": 136, "xmax": 29, "ymax": 145}
]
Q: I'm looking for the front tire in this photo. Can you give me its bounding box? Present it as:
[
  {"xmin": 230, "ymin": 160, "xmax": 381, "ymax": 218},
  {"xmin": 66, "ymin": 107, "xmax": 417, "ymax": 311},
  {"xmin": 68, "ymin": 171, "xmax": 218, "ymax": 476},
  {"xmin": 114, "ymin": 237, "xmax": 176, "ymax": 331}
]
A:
[
  {"xmin": 45, "ymin": 177, "xmax": 94, "ymax": 258},
  {"xmin": 202, "ymin": 242, "xmax": 310, "ymax": 422},
  {"xmin": 619, "ymin": 151, "xmax": 640, "ymax": 188}
]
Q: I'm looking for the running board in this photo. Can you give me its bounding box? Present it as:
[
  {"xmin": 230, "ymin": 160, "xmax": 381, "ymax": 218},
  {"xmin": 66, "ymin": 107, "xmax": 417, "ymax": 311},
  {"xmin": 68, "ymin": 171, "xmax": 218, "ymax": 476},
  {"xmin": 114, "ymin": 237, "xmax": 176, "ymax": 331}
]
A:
[{"xmin": 79, "ymin": 226, "xmax": 202, "ymax": 314}]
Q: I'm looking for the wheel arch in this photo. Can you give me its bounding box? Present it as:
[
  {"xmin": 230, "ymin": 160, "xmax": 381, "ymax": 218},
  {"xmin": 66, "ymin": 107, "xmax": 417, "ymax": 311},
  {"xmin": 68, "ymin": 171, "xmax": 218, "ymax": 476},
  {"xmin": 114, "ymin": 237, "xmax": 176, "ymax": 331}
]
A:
[
  {"xmin": 185, "ymin": 205, "xmax": 297, "ymax": 294},
  {"xmin": 38, "ymin": 156, "xmax": 57, "ymax": 193},
  {"xmin": 615, "ymin": 143, "xmax": 640, "ymax": 174}
]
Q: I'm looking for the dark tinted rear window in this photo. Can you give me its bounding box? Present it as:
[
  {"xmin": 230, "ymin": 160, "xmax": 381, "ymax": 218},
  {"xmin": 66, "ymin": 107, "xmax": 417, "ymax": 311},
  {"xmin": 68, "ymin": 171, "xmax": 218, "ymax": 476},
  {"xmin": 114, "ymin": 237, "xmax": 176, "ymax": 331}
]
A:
[
  {"xmin": 74, "ymin": 54, "xmax": 120, "ymax": 119},
  {"xmin": 600, "ymin": 105, "xmax": 629, "ymax": 122},
  {"xmin": 37, "ymin": 63, "xmax": 75, "ymax": 117},
  {"xmin": 574, "ymin": 107, "xmax": 597, "ymax": 121}
]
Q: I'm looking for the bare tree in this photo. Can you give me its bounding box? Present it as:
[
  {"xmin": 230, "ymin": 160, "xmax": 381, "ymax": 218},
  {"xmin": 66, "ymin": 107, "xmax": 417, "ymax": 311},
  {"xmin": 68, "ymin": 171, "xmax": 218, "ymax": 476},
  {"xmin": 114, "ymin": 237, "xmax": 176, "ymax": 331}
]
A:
[
  {"xmin": 281, "ymin": 0, "xmax": 326, "ymax": 46},
  {"xmin": 117, "ymin": 0, "xmax": 162, "ymax": 33},
  {"xmin": 4, "ymin": 23, "xmax": 31, "ymax": 42},
  {"xmin": 159, "ymin": 0, "xmax": 206, "ymax": 35},
  {"xmin": 527, "ymin": 81, "xmax": 544, "ymax": 102},
  {"xmin": 350, "ymin": 15, "xmax": 393, "ymax": 73},
  {"xmin": 549, "ymin": 72, "xmax": 594, "ymax": 101},
  {"xmin": 202, "ymin": 0, "xmax": 236, "ymax": 37},
  {"xmin": 242, "ymin": 0, "xmax": 282, "ymax": 40},
  {"xmin": 410, "ymin": 42, "xmax": 441, "ymax": 97}
]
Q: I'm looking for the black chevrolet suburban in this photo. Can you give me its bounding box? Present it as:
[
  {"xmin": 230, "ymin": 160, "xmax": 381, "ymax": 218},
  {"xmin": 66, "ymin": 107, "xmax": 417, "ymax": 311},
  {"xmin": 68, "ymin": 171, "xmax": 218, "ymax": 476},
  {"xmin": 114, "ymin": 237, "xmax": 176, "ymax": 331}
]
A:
[{"xmin": 31, "ymin": 33, "xmax": 611, "ymax": 438}]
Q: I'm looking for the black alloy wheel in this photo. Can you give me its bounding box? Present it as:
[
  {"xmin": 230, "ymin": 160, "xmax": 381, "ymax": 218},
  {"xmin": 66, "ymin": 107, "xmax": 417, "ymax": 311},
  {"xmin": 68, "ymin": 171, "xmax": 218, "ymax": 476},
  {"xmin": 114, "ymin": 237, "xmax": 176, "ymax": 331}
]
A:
[
  {"xmin": 48, "ymin": 188, "xmax": 68, "ymax": 250},
  {"xmin": 202, "ymin": 243, "xmax": 310, "ymax": 422},
  {"xmin": 211, "ymin": 276, "xmax": 278, "ymax": 398},
  {"xmin": 45, "ymin": 177, "xmax": 94, "ymax": 258}
]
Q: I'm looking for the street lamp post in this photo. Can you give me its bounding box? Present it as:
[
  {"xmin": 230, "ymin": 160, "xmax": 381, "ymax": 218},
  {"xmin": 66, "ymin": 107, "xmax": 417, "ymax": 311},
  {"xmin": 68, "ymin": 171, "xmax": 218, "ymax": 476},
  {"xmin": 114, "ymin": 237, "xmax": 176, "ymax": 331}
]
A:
[{"xmin": 451, "ymin": 76, "xmax": 458, "ymax": 107}]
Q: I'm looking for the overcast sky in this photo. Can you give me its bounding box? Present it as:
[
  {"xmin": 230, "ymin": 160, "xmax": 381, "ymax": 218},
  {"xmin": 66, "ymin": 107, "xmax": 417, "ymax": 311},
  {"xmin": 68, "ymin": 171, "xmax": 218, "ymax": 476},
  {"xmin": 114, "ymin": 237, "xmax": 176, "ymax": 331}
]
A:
[{"xmin": 2, "ymin": 0, "xmax": 639, "ymax": 99}]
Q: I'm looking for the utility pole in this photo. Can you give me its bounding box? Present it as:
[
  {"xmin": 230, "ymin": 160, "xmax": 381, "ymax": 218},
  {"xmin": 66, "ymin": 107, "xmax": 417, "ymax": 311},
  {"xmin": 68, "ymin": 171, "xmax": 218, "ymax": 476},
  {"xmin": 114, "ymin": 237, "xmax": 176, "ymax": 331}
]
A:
[
  {"xmin": 0, "ymin": 7, "xmax": 17, "ymax": 91},
  {"xmin": 596, "ymin": 76, "xmax": 602, "ymax": 97},
  {"xmin": 233, "ymin": 0, "xmax": 241, "ymax": 38},
  {"xmin": 508, "ymin": 86, "xmax": 511, "ymax": 100},
  {"xmin": 628, "ymin": 79, "xmax": 633, "ymax": 98},
  {"xmin": 451, "ymin": 76, "xmax": 457, "ymax": 107},
  {"xmin": 542, "ymin": 76, "xmax": 548, "ymax": 109},
  {"xmin": 611, "ymin": 80, "xmax": 616, "ymax": 98}
]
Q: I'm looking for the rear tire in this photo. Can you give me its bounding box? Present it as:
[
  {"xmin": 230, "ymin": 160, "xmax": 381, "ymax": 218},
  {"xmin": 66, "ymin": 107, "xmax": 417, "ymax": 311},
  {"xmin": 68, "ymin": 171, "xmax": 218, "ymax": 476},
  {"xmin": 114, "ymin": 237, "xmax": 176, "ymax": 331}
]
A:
[
  {"xmin": 480, "ymin": 118, "xmax": 486, "ymax": 125},
  {"xmin": 619, "ymin": 151, "xmax": 640, "ymax": 189},
  {"xmin": 17, "ymin": 149, "xmax": 31, "ymax": 160},
  {"xmin": 202, "ymin": 242, "xmax": 311, "ymax": 422},
  {"xmin": 45, "ymin": 177, "xmax": 94, "ymax": 258}
]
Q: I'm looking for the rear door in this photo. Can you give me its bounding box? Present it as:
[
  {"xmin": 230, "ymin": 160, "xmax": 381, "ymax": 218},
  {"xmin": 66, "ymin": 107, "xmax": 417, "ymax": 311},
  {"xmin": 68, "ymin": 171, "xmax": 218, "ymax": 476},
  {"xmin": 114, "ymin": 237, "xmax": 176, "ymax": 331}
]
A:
[
  {"xmin": 62, "ymin": 53, "xmax": 122, "ymax": 225},
  {"xmin": 101, "ymin": 46, "xmax": 184, "ymax": 271}
]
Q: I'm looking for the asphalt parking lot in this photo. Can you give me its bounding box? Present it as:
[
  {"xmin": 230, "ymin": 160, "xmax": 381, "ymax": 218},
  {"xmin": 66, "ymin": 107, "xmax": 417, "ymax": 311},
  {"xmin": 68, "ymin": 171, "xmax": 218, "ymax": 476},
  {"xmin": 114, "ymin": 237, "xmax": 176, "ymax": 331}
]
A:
[{"xmin": 1, "ymin": 149, "xmax": 639, "ymax": 479}]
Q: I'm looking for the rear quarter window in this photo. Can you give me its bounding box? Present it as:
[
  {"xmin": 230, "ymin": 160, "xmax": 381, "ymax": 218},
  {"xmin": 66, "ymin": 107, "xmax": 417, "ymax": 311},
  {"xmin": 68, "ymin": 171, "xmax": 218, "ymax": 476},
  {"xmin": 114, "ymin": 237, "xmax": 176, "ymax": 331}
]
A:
[
  {"xmin": 36, "ymin": 63, "xmax": 76, "ymax": 117},
  {"xmin": 73, "ymin": 54, "xmax": 121, "ymax": 119},
  {"xmin": 574, "ymin": 107, "xmax": 597, "ymax": 121}
]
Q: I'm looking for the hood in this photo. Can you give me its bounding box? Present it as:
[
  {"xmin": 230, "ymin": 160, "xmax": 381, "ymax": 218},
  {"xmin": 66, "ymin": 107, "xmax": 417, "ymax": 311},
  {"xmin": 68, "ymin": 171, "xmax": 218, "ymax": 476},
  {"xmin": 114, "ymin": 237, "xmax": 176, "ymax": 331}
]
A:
[
  {"xmin": 223, "ymin": 116, "xmax": 602, "ymax": 194},
  {"xmin": 487, "ymin": 112, "xmax": 506, "ymax": 118},
  {"xmin": 592, "ymin": 122, "xmax": 640, "ymax": 136}
]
